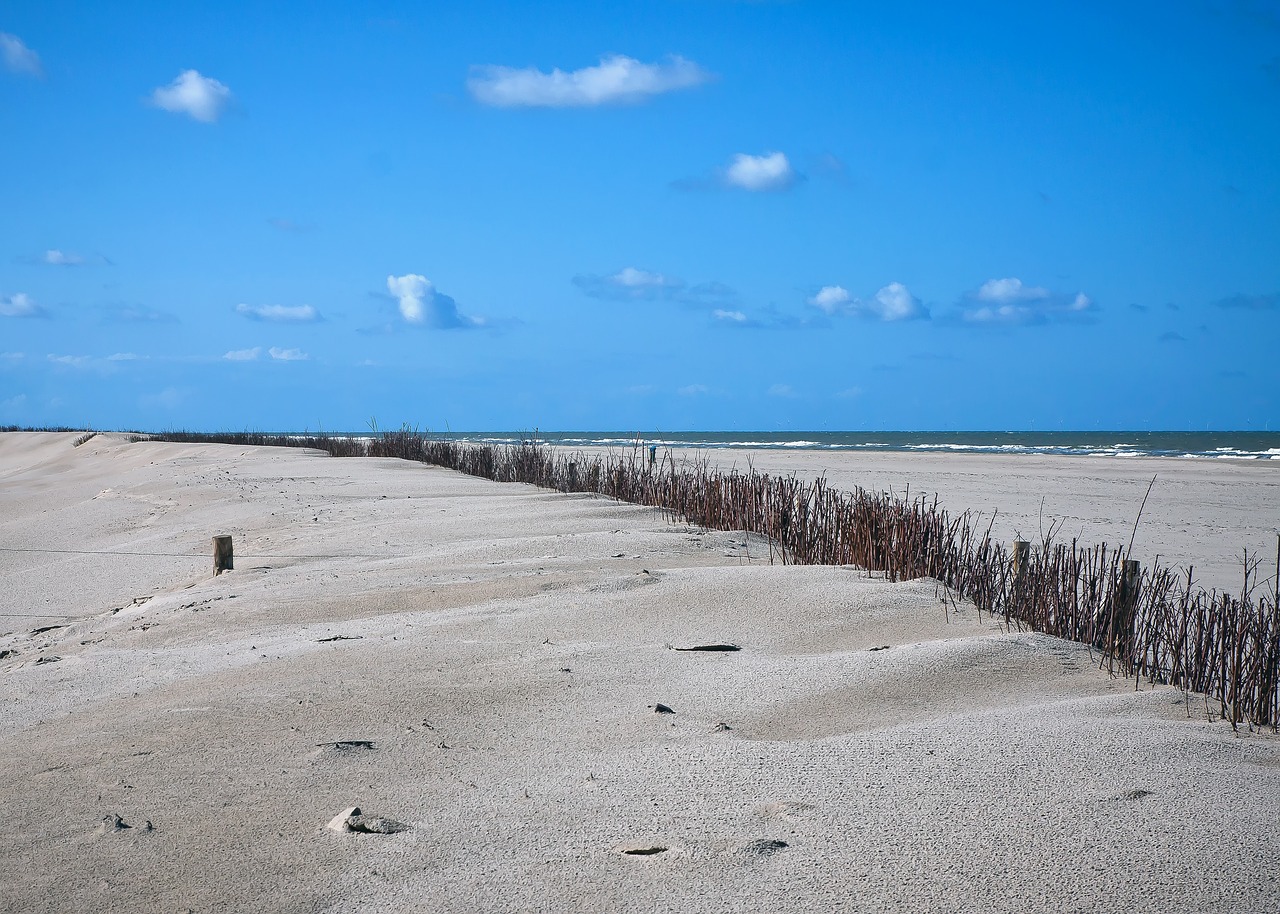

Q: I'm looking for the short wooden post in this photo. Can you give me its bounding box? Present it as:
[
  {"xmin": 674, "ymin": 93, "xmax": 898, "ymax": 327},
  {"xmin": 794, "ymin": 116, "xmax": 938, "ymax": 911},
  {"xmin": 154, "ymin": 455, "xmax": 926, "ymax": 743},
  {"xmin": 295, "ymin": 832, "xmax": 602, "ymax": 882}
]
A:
[
  {"xmin": 567, "ymin": 461, "xmax": 578, "ymax": 491},
  {"xmin": 1012, "ymin": 540, "xmax": 1030, "ymax": 580},
  {"xmin": 212, "ymin": 535, "xmax": 233, "ymax": 575}
]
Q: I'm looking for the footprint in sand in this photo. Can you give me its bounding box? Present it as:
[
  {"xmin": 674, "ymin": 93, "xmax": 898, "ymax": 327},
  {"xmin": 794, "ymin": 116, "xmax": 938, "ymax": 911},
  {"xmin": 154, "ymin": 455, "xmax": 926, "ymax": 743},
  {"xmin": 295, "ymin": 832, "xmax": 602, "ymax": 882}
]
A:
[
  {"xmin": 738, "ymin": 838, "xmax": 789, "ymax": 858},
  {"xmin": 757, "ymin": 800, "xmax": 815, "ymax": 822}
]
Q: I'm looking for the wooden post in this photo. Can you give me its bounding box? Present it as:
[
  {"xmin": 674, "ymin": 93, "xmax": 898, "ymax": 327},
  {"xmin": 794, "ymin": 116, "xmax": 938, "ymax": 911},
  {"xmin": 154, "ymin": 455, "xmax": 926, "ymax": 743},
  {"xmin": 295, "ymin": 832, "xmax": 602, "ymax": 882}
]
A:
[
  {"xmin": 1012, "ymin": 540, "xmax": 1030, "ymax": 580},
  {"xmin": 212, "ymin": 535, "xmax": 233, "ymax": 575},
  {"xmin": 567, "ymin": 461, "xmax": 578, "ymax": 491},
  {"xmin": 1114, "ymin": 559, "xmax": 1142, "ymax": 654}
]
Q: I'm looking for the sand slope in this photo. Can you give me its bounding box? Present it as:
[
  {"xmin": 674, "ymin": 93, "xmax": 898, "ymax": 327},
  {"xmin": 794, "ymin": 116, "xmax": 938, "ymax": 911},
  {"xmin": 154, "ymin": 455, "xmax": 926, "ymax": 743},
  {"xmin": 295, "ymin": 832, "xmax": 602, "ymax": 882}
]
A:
[{"xmin": 1, "ymin": 433, "xmax": 1277, "ymax": 913}]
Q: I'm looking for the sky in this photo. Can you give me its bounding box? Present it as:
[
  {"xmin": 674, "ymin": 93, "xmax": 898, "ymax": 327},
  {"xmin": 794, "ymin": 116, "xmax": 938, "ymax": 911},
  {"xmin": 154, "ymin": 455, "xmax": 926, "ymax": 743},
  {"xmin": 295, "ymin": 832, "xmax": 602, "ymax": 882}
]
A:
[{"xmin": 1, "ymin": 1, "xmax": 1278, "ymax": 432}]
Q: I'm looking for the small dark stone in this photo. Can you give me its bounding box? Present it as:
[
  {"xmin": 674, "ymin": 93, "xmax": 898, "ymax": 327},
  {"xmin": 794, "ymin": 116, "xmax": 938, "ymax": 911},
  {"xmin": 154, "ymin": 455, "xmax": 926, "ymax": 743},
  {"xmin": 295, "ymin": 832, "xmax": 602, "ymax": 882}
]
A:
[
  {"xmin": 741, "ymin": 838, "xmax": 789, "ymax": 856},
  {"xmin": 652, "ymin": 703, "xmax": 675, "ymax": 714}
]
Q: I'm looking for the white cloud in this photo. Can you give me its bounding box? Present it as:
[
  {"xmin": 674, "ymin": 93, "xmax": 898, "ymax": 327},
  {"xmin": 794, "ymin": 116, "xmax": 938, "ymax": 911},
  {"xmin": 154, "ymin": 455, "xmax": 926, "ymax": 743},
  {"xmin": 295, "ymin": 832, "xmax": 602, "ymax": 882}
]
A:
[
  {"xmin": 713, "ymin": 309, "xmax": 747, "ymax": 322},
  {"xmin": 1, "ymin": 293, "xmax": 41, "ymax": 317},
  {"xmin": 974, "ymin": 277, "xmax": 1050, "ymax": 304},
  {"xmin": 724, "ymin": 152, "xmax": 795, "ymax": 191},
  {"xmin": 151, "ymin": 70, "xmax": 232, "ymax": 123},
  {"xmin": 810, "ymin": 285, "xmax": 851, "ymax": 313},
  {"xmin": 869, "ymin": 282, "xmax": 927, "ymax": 321},
  {"xmin": 468, "ymin": 54, "xmax": 709, "ymax": 108},
  {"xmin": 107, "ymin": 352, "xmax": 140, "ymax": 361},
  {"xmin": 47, "ymin": 354, "xmax": 89, "ymax": 367},
  {"xmin": 386, "ymin": 273, "xmax": 481, "ymax": 328},
  {"xmin": 43, "ymin": 249, "xmax": 84, "ymax": 266},
  {"xmin": 808, "ymin": 282, "xmax": 928, "ymax": 321},
  {"xmin": 388, "ymin": 273, "xmax": 432, "ymax": 323},
  {"xmin": 235, "ymin": 303, "xmax": 320, "ymax": 322},
  {"xmin": 678, "ymin": 384, "xmax": 709, "ymax": 396},
  {"xmin": 223, "ymin": 347, "xmax": 261, "ymax": 361},
  {"xmin": 0, "ymin": 33, "xmax": 42, "ymax": 77},
  {"xmin": 767, "ymin": 383, "xmax": 796, "ymax": 397},
  {"xmin": 961, "ymin": 277, "xmax": 1095, "ymax": 325},
  {"xmin": 268, "ymin": 347, "xmax": 308, "ymax": 361},
  {"xmin": 1, "ymin": 352, "xmax": 23, "ymax": 362},
  {"xmin": 614, "ymin": 267, "xmax": 672, "ymax": 289},
  {"xmin": 573, "ymin": 267, "xmax": 685, "ymax": 301}
]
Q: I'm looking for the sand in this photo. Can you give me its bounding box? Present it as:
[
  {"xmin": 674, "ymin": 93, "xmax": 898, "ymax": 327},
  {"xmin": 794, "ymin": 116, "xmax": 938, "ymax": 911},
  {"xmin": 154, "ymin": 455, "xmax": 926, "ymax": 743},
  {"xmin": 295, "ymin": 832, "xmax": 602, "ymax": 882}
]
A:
[{"xmin": 2, "ymin": 432, "xmax": 1278, "ymax": 914}]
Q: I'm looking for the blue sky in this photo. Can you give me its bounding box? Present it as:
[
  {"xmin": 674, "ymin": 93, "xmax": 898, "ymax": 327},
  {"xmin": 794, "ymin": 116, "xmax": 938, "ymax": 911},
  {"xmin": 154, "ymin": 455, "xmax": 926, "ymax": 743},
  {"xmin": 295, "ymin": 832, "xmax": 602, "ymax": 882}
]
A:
[{"xmin": 1, "ymin": 1, "xmax": 1277, "ymax": 432}]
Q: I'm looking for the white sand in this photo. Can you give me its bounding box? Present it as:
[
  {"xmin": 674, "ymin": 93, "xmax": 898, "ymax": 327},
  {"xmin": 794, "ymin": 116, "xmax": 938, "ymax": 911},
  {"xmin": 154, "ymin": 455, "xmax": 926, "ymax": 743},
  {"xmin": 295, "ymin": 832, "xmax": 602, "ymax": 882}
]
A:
[{"xmin": 2, "ymin": 432, "xmax": 1278, "ymax": 914}]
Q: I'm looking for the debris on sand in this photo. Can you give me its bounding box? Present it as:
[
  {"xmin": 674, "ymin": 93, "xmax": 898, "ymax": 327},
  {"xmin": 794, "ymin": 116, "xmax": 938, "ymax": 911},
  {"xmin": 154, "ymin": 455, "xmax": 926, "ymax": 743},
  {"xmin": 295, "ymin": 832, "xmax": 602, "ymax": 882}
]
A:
[{"xmin": 325, "ymin": 806, "xmax": 409, "ymax": 834}]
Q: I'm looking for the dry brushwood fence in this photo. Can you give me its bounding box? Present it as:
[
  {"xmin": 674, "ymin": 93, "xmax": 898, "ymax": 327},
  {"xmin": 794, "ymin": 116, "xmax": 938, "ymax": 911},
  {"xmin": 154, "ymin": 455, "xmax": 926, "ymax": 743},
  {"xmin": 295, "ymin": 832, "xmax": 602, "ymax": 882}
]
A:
[{"xmin": 146, "ymin": 428, "xmax": 1280, "ymax": 730}]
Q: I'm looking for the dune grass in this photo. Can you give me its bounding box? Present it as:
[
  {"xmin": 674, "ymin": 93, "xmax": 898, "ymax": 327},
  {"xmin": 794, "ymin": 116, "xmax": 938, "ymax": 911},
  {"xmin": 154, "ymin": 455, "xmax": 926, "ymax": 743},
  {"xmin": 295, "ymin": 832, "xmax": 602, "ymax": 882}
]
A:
[{"xmin": 75, "ymin": 426, "xmax": 1280, "ymax": 730}]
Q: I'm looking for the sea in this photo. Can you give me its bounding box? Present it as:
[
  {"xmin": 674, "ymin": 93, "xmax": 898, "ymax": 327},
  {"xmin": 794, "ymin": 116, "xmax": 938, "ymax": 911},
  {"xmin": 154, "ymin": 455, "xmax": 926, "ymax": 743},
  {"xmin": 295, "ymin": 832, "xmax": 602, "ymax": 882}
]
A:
[{"xmin": 417, "ymin": 431, "xmax": 1280, "ymax": 461}]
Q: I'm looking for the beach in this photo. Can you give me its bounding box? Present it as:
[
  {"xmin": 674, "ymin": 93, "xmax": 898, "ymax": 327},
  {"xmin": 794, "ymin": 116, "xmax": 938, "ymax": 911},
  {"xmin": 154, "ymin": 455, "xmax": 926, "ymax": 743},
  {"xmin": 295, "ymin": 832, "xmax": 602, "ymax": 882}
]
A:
[
  {"xmin": 651, "ymin": 446, "xmax": 1280, "ymax": 596},
  {"xmin": 2, "ymin": 431, "xmax": 1278, "ymax": 913}
]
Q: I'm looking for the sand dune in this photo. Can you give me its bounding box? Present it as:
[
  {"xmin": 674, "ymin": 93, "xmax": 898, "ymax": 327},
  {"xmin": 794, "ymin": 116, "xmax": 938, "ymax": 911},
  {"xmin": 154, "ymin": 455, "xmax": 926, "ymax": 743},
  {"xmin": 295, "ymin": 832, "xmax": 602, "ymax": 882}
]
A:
[{"xmin": 2, "ymin": 433, "xmax": 1277, "ymax": 913}]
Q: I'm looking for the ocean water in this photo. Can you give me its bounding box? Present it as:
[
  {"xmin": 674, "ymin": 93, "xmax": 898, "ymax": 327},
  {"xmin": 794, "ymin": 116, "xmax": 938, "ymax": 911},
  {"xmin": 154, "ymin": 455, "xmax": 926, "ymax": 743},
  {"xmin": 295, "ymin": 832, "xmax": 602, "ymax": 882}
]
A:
[{"xmin": 419, "ymin": 431, "xmax": 1280, "ymax": 461}]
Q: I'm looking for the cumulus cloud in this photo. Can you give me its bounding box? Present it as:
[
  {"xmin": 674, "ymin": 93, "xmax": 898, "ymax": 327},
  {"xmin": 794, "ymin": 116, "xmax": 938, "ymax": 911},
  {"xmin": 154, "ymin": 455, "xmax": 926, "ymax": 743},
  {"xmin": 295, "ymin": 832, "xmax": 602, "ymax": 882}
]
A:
[
  {"xmin": 958, "ymin": 277, "xmax": 1095, "ymax": 325},
  {"xmin": 235, "ymin": 303, "xmax": 320, "ymax": 322},
  {"xmin": 47, "ymin": 354, "xmax": 89, "ymax": 367},
  {"xmin": 151, "ymin": 70, "xmax": 232, "ymax": 123},
  {"xmin": 468, "ymin": 54, "xmax": 710, "ymax": 108},
  {"xmin": 43, "ymin": 249, "xmax": 84, "ymax": 266},
  {"xmin": 870, "ymin": 282, "xmax": 928, "ymax": 321},
  {"xmin": 809, "ymin": 285, "xmax": 851, "ymax": 314},
  {"xmin": 724, "ymin": 151, "xmax": 796, "ymax": 191},
  {"xmin": 268, "ymin": 347, "xmax": 307, "ymax": 361},
  {"xmin": 1, "ymin": 33, "xmax": 42, "ymax": 77},
  {"xmin": 808, "ymin": 282, "xmax": 928, "ymax": 321},
  {"xmin": 974, "ymin": 277, "xmax": 1051, "ymax": 304},
  {"xmin": 713, "ymin": 309, "xmax": 747, "ymax": 322},
  {"xmin": 223, "ymin": 347, "xmax": 261, "ymax": 361},
  {"xmin": 1, "ymin": 293, "xmax": 42, "ymax": 317},
  {"xmin": 386, "ymin": 274, "xmax": 481, "ymax": 329},
  {"xmin": 573, "ymin": 267, "xmax": 685, "ymax": 301},
  {"xmin": 107, "ymin": 352, "xmax": 141, "ymax": 361}
]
